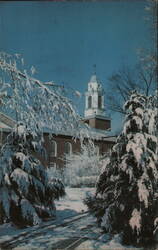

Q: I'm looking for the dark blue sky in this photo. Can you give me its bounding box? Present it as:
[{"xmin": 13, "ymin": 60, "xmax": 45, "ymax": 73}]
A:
[{"xmin": 0, "ymin": 1, "xmax": 151, "ymax": 132}]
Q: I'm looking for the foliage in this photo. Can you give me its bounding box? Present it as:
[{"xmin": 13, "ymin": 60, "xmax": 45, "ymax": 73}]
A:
[
  {"xmin": 0, "ymin": 52, "xmax": 81, "ymax": 136},
  {"xmin": 106, "ymin": 51, "xmax": 157, "ymax": 115},
  {"xmin": 106, "ymin": 0, "xmax": 157, "ymax": 115},
  {"xmin": 64, "ymin": 141, "xmax": 104, "ymax": 187},
  {"xmin": 85, "ymin": 91, "xmax": 158, "ymax": 246},
  {"xmin": 0, "ymin": 123, "xmax": 65, "ymax": 227},
  {"xmin": 0, "ymin": 52, "xmax": 88, "ymax": 227}
]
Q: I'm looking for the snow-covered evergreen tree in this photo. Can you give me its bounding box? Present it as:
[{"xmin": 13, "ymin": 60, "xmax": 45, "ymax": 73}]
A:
[
  {"xmin": 0, "ymin": 123, "xmax": 65, "ymax": 227},
  {"xmin": 0, "ymin": 52, "xmax": 85, "ymax": 227},
  {"xmin": 85, "ymin": 91, "xmax": 158, "ymax": 246}
]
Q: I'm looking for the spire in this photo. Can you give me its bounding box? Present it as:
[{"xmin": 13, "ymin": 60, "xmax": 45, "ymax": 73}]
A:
[
  {"xmin": 84, "ymin": 69, "xmax": 111, "ymax": 131},
  {"xmin": 90, "ymin": 64, "xmax": 98, "ymax": 83},
  {"xmin": 93, "ymin": 64, "xmax": 96, "ymax": 75}
]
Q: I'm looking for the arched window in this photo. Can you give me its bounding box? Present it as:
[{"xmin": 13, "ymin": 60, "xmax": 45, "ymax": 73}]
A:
[
  {"xmin": 41, "ymin": 147, "xmax": 47, "ymax": 160},
  {"xmin": 88, "ymin": 96, "xmax": 92, "ymax": 109},
  {"xmin": 96, "ymin": 146, "xmax": 100, "ymax": 156},
  {"xmin": 64, "ymin": 142, "xmax": 72, "ymax": 155},
  {"xmin": 0, "ymin": 128, "xmax": 2, "ymax": 147},
  {"xmin": 98, "ymin": 96, "xmax": 102, "ymax": 109},
  {"xmin": 51, "ymin": 140, "xmax": 57, "ymax": 157}
]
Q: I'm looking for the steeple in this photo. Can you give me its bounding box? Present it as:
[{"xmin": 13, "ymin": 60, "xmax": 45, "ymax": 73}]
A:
[
  {"xmin": 93, "ymin": 64, "xmax": 96, "ymax": 75},
  {"xmin": 90, "ymin": 64, "xmax": 97, "ymax": 83},
  {"xmin": 84, "ymin": 72, "xmax": 105, "ymax": 118},
  {"xmin": 84, "ymin": 70, "xmax": 111, "ymax": 131}
]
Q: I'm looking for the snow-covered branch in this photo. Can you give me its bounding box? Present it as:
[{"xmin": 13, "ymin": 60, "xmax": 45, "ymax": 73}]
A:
[{"xmin": 0, "ymin": 52, "xmax": 82, "ymax": 137}]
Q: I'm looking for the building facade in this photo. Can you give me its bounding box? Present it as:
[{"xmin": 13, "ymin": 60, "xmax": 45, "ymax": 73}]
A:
[
  {"xmin": 0, "ymin": 73, "xmax": 116, "ymax": 169},
  {"xmin": 42, "ymin": 72, "xmax": 115, "ymax": 168}
]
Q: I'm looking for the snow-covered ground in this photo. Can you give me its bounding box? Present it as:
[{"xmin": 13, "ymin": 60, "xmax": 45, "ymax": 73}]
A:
[
  {"xmin": 0, "ymin": 188, "xmax": 93, "ymax": 243},
  {"xmin": 56, "ymin": 187, "xmax": 94, "ymax": 217},
  {"xmin": 0, "ymin": 188, "xmax": 143, "ymax": 249}
]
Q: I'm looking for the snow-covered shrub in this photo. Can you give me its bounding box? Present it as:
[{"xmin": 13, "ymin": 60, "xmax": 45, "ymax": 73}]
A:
[
  {"xmin": 47, "ymin": 165, "xmax": 64, "ymax": 181},
  {"xmin": 85, "ymin": 91, "xmax": 158, "ymax": 246},
  {"xmin": 0, "ymin": 123, "xmax": 65, "ymax": 227},
  {"xmin": 64, "ymin": 142, "xmax": 103, "ymax": 187}
]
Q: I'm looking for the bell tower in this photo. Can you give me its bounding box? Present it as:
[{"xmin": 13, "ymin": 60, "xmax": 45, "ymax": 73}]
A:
[{"xmin": 84, "ymin": 69, "xmax": 111, "ymax": 131}]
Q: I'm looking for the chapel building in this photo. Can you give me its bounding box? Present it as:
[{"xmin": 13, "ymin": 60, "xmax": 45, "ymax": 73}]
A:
[
  {"xmin": 41, "ymin": 72, "xmax": 115, "ymax": 168},
  {"xmin": 0, "ymin": 72, "xmax": 116, "ymax": 169}
]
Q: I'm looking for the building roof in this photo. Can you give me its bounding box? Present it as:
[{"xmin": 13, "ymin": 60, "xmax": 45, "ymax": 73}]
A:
[
  {"xmin": 90, "ymin": 73, "xmax": 101, "ymax": 84},
  {"xmin": 102, "ymin": 136, "xmax": 116, "ymax": 142},
  {"xmin": 0, "ymin": 112, "xmax": 16, "ymax": 131},
  {"xmin": 0, "ymin": 121, "xmax": 12, "ymax": 130},
  {"xmin": 43, "ymin": 125, "xmax": 117, "ymax": 142},
  {"xmin": 82, "ymin": 115, "xmax": 111, "ymax": 121},
  {"xmin": 0, "ymin": 112, "xmax": 117, "ymax": 142},
  {"xmin": 90, "ymin": 74, "xmax": 97, "ymax": 83}
]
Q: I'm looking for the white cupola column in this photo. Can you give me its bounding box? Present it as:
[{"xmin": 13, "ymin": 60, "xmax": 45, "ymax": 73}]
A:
[{"xmin": 84, "ymin": 73, "xmax": 105, "ymax": 118}]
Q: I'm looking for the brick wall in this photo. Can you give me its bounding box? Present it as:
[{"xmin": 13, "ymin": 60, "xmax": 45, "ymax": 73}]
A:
[
  {"xmin": 43, "ymin": 133, "xmax": 114, "ymax": 168},
  {"xmin": 43, "ymin": 133, "xmax": 81, "ymax": 168},
  {"xmin": 84, "ymin": 117, "xmax": 111, "ymax": 131},
  {"xmin": 0, "ymin": 130, "xmax": 114, "ymax": 169}
]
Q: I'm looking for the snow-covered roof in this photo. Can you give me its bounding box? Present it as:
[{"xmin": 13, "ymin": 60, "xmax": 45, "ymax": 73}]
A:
[
  {"xmin": 90, "ymin": 74, "xmax": 97, "ymax": 83},
  {"xmin": 82, "ymin": 115, "xmax": 111, "ymax": 121},
  {"xmin": 0, "ymin": 112, "xmax": 117, "ymax": 142},
  {"xmin": 43, "ymin": 126, "xmax": 117, "ymax": 142},
  {"xmin": 0, "ymin": 121, "xmax": 11, "ymax": 130},
  {"xmin": 103, "ymin": 136, "xmax": 116, "ymax": 142},
  {"xmin": 0, "ymin": 112, "xmax": 16, "ymax": 130},
  {"xmin": 90, "ymin": 74, "xmax": 101, "ymax": 84}
]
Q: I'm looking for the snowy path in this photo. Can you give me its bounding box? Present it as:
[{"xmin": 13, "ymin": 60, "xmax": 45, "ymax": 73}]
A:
[
  {"xmin": 0, "ymin": 212, "xmax": 99, "ymax": 249},
  {"xmin": 0, "ymin": 188, "xmax": 99, "ymax": 249},
  {"xmin": 0, "ymin": 188, "xmax": 145, "ymax": 249}
]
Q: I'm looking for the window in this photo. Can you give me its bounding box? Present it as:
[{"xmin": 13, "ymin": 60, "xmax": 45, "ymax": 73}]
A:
[
  {"xmin": 0, "ymin": 128, "xmax": 2, "ymax": 146},
  {"xmin": 41, "ymin": 147, "xmax": 47, "ymax": 160},
  {"xmin": 98, "ymin": 96, "xmax": 102, "ymax": 109},
  {"xmin": 49, "ymin": 162, "xmax": 56, "ymax": 168},
  {"xmin": 64, "ymin": 142, "xmax": 72, "ymax": 155},
  {"xmin": 51, "ymin": 140, "xmax": 57, "ymax": 157},
  {"xmin": 0, "ymin": 129, "xmax": 2, "ymax": 150},
  {"xmin": 96, "ymin": 146, "xmax": 100, "ymax": 156},
  {"xmin": 88, "ymin": 96, "xmax": 92, "ymax": 109}
]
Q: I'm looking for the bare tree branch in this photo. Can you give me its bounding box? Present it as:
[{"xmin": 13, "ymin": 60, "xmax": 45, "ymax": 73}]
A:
[{"xmin": 106, "ymin": 55, "xmax": 157, "ymax": 115}]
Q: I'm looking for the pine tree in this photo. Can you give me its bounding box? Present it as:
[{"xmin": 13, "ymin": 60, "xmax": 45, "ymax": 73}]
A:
[
  {"xmin": 0, "ymin": 52, "xmax": 86, "ymax": 227},
  {"xmin": 85, "ymin": 91, "xmax": 158, "ymax": 246},
  {"xmin": 0, "ymin": 123, "xmax": 65, "ymax": 227}
]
